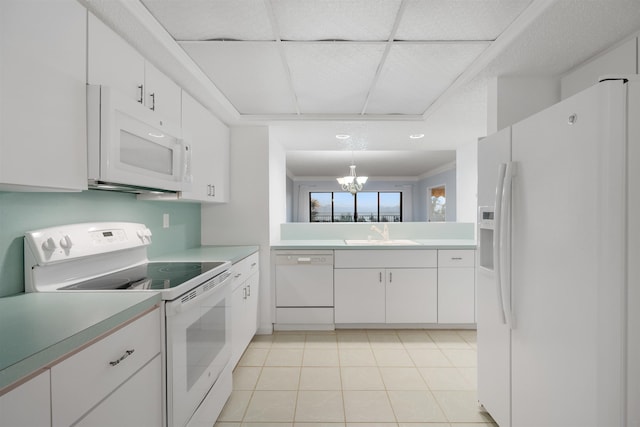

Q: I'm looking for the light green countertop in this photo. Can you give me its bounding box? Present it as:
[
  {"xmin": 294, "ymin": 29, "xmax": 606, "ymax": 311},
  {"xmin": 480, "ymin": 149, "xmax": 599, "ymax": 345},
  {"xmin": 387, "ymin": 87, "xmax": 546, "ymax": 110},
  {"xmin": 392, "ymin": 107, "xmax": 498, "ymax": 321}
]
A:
[
  {"xmin": 152, "ymin": 245, "xmax": 259, "ymax": 264},
  {"xmin": 0, "ymin": 292, "xmax": 161, "ymax": 391},
  {"xmin": 271, "ymin": 239, "xmax": 477, "ymax": 250}
]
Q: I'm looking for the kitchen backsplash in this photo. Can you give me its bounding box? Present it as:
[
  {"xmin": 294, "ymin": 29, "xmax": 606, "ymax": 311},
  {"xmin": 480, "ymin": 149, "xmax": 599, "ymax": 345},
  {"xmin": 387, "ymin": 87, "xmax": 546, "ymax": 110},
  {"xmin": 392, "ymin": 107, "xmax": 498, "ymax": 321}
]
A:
[{"xmin": 0, "ymin": 190, "xmax": 201, "ymax": 297}]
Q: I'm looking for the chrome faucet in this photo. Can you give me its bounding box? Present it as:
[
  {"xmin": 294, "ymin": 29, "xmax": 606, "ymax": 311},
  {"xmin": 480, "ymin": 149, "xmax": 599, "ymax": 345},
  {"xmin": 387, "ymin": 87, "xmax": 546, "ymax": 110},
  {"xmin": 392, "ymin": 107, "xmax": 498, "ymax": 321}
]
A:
[{"xmin": 370, "ymin": 223, "xmax": 389, "ymax": 241}]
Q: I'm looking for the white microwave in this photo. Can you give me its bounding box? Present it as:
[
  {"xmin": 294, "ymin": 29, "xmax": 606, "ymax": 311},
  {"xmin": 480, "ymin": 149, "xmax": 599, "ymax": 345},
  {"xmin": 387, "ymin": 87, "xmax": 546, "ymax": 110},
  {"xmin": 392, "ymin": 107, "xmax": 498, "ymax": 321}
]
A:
[{"xmin": 87, "ymin": 85, "xmax": 191, "ymax": 193}]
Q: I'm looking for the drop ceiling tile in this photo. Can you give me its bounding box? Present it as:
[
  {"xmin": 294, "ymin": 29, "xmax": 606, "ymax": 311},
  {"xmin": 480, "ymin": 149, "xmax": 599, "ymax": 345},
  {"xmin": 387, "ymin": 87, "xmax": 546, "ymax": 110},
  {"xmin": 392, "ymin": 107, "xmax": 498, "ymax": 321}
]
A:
[
  {"xmin": 271, "ymin": 0, "xmax": 402, "ymax": 41},
  {"xmin": 284, "ymin": 42, "xmax": 387, "ymax": 114},
  {"xmin": 365, "ymin": 42, "xmax": 489, "ymax": 115},
  {"xmin": 180, "ymin": 41, "xmax": 297, "ymax": 114},
  {"xmin": 395, "ymin": 0, "xmax": 533, "ymax": 41},
  {"xmin": 141, "ymin": 0, "xmax": 275, "ymax": 40}
]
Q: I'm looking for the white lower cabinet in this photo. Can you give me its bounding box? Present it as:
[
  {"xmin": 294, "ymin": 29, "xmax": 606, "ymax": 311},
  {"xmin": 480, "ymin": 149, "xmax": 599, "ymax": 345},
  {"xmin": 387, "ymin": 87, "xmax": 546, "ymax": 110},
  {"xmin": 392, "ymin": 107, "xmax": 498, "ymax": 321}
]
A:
[
  {"xmin": 74, "ymin": 355, "xmax": 162, "ymax": 427},
  {"xmin": 386, "ymin": 268, "xmax": 438, "ymax": 323},
  {"xmin": 51, "ymin": 308, "xmax": 162, "ymax": 427},
  {"xmin": 230, "ymin": 252, "xmax": 260, "ymax": 367},
  {"xmin": 334, "ymin": 250, "xmax": 438, "ymax": 325},
  {"xmin": 334, "ymin": 269, "xmax": 385, "ymax": 323},
  {"xmin": 437, "ymin": 250, "xmax": 476, "ymax": 324},
  {"xmin": 0, "ymin": 370, "xmax": 51, "ymax": 427}
]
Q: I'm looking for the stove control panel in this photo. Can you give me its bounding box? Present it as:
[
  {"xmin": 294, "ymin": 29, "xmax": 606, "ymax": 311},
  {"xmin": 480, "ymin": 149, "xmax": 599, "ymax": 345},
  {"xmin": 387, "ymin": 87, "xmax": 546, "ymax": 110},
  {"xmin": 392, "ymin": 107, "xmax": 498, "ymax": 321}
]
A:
[{"xmin": 25, "ymin": 222, "xmax": 152, "ymax": 266}]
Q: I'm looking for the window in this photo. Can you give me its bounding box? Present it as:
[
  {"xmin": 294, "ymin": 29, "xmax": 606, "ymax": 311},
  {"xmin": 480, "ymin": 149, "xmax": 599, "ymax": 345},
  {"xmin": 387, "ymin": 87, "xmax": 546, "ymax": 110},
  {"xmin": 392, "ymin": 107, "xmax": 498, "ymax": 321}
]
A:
[
  {"xmin": 428, "ymin": 185, "xmax": 446, "ymax": 222},
  {"xmin": 310, "ymin": 192, "xmax": 402, "ymax": 222}
]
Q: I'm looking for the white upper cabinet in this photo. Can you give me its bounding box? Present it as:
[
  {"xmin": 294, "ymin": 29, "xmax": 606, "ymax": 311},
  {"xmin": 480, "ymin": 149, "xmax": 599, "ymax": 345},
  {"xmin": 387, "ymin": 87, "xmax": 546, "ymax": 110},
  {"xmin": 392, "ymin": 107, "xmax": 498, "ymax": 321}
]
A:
[
  {"xmin": 0, "ymin": 0, "xmax": 87, "ymax": 191},
  {"xmin": 180, "ymin": 91, "xmax": 230, "ymax": 203},
  {"xmin": 88, "ymin": 13, "xmax": 181, "ymax": 125}
]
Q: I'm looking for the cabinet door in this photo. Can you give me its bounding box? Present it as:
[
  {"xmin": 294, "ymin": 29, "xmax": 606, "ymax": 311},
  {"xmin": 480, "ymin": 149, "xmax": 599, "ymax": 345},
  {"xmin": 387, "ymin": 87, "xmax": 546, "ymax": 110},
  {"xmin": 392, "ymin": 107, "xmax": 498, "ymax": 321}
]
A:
[
  {"xmin": 438, "ymin": 268, "xmax": 475, "ymax": 323},
  {"xmin": 386, "ymin": 268, "xmax": 438, "ymax": 323},
  {"xmin": 75, "ymin": 355, "xmax": 162, "ymax": 427},
  {"xmin": 145, "ymin": 61, "xmax": 182, "ymax": 124},
  {"xmin": 244, "ymin": 273, "xmax": 259, "ymax": 343},
  {"xmin": 0, "ymin": 0, "xmax": 87, "ymax": 191},
  {"xmin": 0, "ymin": 370, "xmax": 51, "ymax": 427},
  {"xmin": 181, "ymin": 91, "xmax": 230, "ymax": 203},
  {"xmin": 88, "ymin": 13, "xmax": 145, "ymax": 104},
  {"xmin": 334, "ymin": 269, "xmax": 385, "ymax": 323}
]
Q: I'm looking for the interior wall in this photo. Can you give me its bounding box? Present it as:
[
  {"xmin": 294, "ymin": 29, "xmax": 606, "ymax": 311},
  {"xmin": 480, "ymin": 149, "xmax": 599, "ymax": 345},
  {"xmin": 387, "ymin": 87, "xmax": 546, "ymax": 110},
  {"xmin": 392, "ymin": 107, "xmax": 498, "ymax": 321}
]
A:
[
  {"xmin": 456, "ymin": 142, "xmax": 478, "ymax": 225},
  {"xmin": 201, "ymin": 126, "xmax": 273, "ymax": 334},
  {"xmin": 416, "ymin": 167, "xmax": 457, "ymax": 222},
  {"xmin": 269, "ymin": 139, "xmax": 287, "ymax": 243},
  {"xmin": 0, "ymin": 190, "xmax": 201, "ymax": 297},
  {"xmin": 286, "ymin": 175, "xmax": 294, "ymax": 222}
]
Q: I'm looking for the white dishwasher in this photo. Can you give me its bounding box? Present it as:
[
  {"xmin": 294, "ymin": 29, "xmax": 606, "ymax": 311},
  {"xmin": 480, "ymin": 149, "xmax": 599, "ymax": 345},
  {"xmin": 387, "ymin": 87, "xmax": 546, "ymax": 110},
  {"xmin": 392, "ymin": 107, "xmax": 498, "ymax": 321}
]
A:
[{"xmin": 274, "ymin": 250, "xmax": 334, "ymax": 330}]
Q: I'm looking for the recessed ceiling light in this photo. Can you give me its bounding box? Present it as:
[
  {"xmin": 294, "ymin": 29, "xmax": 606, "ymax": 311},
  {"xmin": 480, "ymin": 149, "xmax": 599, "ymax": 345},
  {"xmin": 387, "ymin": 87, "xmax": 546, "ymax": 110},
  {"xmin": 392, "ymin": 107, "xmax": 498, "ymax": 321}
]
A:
[
  {"xmin": 336, "ymin": 134, "xmax": 350, "ymax": 140},
  {"xmin": 409, "ymin": 134, "xmax": 425, "ymax": 139}
]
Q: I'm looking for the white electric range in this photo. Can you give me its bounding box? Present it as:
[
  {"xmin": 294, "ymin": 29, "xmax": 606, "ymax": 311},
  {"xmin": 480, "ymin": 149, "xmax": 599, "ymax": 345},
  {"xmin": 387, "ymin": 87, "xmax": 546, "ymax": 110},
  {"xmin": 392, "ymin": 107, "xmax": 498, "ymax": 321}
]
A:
[{"xmin": 24, "ymin": 222, "xmax": 233, "ymax": 427}]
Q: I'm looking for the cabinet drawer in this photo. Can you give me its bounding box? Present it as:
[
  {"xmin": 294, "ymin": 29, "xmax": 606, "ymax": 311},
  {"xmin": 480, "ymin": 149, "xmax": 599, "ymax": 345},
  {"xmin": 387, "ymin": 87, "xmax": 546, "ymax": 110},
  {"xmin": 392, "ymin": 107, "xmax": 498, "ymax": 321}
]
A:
[
  {"xmin": 335, "ymin": 250, "xmax": 437, "ymax": 268},
  {"xmin": 51, "ymin": 308, "xmax": 161, "ymax": 427},
  {"xmin": 231, "ymin": 252, "xmax": 259, "ymax": 290},
  {"xmin": 438, "ymin": 250, "xmax": 475, "ymax": 268}
]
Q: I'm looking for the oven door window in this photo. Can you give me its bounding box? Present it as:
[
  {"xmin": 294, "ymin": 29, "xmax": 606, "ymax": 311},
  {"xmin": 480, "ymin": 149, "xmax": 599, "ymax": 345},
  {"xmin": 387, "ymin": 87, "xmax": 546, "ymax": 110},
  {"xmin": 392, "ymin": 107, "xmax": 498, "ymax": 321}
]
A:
[{"xmin": 186, "ymin": 299, "xmax": 226, "ymax": 390}]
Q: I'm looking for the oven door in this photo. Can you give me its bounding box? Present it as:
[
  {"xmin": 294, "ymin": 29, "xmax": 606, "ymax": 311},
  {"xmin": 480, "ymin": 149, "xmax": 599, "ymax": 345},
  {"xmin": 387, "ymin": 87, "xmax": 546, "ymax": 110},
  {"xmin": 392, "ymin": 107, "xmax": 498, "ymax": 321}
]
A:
[{"xmin": 164, "ymin": 273, "xmax": 232, "ymax": 427}]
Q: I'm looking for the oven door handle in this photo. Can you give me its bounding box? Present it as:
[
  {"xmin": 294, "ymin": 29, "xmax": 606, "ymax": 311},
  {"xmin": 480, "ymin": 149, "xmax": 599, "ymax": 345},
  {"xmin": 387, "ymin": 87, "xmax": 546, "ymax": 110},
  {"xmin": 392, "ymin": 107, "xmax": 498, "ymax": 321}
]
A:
[{"xmin": 165, "ymin": 272, "xmax": 232, "ymax": 317}]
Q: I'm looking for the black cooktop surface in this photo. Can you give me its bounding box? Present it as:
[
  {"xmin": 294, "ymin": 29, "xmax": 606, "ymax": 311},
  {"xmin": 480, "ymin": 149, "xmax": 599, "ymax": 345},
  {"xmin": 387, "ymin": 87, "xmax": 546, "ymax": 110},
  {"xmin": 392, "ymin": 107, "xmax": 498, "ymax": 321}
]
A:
[{"xmin": 60, "ymin": 262, "xmax": 226, "ymax": 291}]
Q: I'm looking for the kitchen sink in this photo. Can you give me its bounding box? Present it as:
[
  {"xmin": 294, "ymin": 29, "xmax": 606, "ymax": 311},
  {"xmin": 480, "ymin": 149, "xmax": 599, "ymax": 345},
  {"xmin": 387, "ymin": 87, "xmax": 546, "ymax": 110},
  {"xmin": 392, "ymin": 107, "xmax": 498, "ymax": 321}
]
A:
[{"xmin": 344, "ymin": 239, "xmax": 420, "ymax": 246}]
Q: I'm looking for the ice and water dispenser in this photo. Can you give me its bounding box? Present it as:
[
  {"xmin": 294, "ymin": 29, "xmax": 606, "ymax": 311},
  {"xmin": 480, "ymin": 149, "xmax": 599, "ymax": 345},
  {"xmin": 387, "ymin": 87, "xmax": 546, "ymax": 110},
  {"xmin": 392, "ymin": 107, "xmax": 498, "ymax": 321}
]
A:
[{"xmin": 478, "ymin": 206, "xmax": 495, "ymax": 271}]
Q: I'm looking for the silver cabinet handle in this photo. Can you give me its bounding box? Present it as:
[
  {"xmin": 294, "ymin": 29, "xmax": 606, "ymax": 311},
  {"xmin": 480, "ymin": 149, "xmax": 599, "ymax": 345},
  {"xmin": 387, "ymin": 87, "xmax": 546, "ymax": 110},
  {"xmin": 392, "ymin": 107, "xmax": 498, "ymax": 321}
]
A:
[
  {"xmin": 210, "ymin": 184, "xmax": 215, "ymax": 197},
  {"xmin": 379, "ymin": 272, "xmax": 382, "ymax": 282},
  {"xmin": 251, "ymin": 262, "xmax": 257, "ymax": 268},
  {"xmin": 149, "ymin": 92, "xmax": 156, "ymax": 110},
  {"xmin": 234, "ymin": 273, "xmax": 242, "ymax": 279},
  {"xmin": 451, "ymin": 257, "xmax": 463, "ymax": 260},
  {"xmin": 389, "ymin": 272, "xmax": 393, "ymax": 283},
  {"xmin": 243, "ymin": 287, "xmax": 247, "ymax": 300},
  {"xmin": 247, "ymin": 284, "xmax": 251, "ymax": 297},
  {"xmin": 109, "ymin": 349, "xmax": 135, "ymax": 366},
  {"xmin": 137, "ymin": 85, "xmax": 144, "ymax": 103}
]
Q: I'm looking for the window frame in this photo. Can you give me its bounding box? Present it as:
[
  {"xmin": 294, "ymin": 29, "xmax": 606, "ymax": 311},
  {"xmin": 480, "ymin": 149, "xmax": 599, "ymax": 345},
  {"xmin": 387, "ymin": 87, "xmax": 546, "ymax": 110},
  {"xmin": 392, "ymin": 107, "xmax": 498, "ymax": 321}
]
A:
[{"xmin": 309, "ymin": 191, "xmax": 402, "ymax": 223}]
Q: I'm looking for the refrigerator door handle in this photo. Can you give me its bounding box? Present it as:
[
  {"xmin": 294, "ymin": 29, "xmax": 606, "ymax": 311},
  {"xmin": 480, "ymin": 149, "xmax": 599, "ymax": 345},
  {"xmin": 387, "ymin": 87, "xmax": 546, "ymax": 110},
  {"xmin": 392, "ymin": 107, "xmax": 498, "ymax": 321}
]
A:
[
  {"xmin": 493, "ymin": 163, "xmax": 507, "ymax": 325},
  {"xmin": 499, "ymin": 161, "xmax": 515, "ymax": 329}
]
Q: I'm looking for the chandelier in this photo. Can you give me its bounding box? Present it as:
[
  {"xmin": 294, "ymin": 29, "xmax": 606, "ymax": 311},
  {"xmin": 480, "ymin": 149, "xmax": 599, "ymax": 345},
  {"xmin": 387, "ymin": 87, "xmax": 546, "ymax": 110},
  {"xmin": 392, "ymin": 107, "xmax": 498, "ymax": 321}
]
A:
[{"xmin": 337, "ymin": 163, "xmax": 368, "ymax": 195}]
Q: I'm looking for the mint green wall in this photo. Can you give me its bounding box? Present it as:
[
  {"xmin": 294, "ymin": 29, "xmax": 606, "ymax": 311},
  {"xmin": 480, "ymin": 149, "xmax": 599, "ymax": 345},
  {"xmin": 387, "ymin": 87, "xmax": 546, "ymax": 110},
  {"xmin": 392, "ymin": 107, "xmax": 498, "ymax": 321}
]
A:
[{"xmin": 0, "ymin": 190, "xmax": 201, "ymax": 297}]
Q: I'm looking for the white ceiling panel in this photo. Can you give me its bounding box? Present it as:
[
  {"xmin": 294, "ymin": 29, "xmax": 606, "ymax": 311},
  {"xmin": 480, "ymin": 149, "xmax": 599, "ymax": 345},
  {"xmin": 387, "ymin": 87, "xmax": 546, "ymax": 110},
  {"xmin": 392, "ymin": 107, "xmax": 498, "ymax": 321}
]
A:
[
  {"xmin": 271, "ymin": 0, "xmax": 402, "ymax": 41},
  {"xmin": 395, "ymin": 0, "xmax": 533, "ymax": 41},
  {"xmin": 141, "ymin": 0, "xmax": 275, "ymax": 41},
  {"xmin": 285, "ymin": 42, "xmax": 387, "ymax": 114},
  {"xmin": 180, "ymin": 41, "xmax": 296, "ymax": 114},
  {"xmin": 365, "ymin": 42, "xmax": 489, "ymax": 115}
]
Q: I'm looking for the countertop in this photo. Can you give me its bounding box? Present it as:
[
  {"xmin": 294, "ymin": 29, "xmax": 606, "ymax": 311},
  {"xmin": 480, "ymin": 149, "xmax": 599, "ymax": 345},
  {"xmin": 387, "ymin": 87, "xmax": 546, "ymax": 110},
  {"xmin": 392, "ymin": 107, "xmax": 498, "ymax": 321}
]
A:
[
  {"xmin": 271, "ymin": 239, "xmax": 477, "ymax": 250},
  {"xmin": 0, "ymin": 292, "xmax": 161, "ymax": 391},
  {"xmin": 152, "ymin": 245, "xmax": 259, "ymax": 264}
]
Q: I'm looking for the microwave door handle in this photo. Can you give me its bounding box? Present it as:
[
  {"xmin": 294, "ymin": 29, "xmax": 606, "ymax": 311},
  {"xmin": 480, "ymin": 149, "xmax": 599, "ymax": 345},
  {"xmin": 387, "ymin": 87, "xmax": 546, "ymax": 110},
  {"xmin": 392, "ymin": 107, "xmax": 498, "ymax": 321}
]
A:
[{"xmin": 493, "ymin": 163, "xmax": 507, "ymax": 325}]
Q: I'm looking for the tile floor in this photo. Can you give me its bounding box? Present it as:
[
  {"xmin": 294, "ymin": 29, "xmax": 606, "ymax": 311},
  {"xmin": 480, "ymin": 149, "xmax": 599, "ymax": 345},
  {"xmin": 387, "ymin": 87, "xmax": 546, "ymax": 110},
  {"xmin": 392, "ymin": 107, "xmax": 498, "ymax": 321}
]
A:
[{"xmin": 215, "ymin": 329, "xmax": 496, "ymax": 427}]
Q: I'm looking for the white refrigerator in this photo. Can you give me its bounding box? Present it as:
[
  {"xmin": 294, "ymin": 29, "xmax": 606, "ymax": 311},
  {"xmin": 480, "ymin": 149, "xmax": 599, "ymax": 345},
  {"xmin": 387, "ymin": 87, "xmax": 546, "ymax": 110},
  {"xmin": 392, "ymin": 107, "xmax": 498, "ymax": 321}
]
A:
[{"xmin": 477, "ymin": 78, "xmax": 640, "ymax": 427}]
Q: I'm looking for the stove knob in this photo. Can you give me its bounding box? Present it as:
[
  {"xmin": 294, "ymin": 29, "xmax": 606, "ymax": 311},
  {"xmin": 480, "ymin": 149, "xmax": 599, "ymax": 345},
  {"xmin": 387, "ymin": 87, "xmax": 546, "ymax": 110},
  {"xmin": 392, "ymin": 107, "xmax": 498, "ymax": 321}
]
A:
[
  {"xmin": 59, "ymin": 235, "xmax": 73, "ymax": 249},
  {"xmin": 137, "ymin": 230, "xmax": 145, "ymax": 240},
  {"xmin": 42, "ymin": 237, "xmax": 57, "ymax": 252}
]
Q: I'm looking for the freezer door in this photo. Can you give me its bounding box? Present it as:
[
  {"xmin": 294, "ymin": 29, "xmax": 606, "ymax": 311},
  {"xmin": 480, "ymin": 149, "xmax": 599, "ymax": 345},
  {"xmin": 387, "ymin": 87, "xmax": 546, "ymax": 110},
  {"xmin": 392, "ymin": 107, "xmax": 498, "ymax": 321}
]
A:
[
  {"xmin": 510, "ymin": 80, "xmax": 627, "ymax": 427},
  {"xmin": 476, "ymin": 127, "xmax": 512, "ymax": 427}
]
